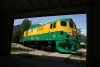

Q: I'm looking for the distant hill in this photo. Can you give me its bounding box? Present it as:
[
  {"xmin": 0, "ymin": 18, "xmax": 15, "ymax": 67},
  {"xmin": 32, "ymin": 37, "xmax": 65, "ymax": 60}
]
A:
[
  {"xmin": 80, "ymin": 34, "xmax": 87, "ymax": 40},
  {"xmin": 13, "ymin": 25, "xmax": 20, "ymax": 33}
]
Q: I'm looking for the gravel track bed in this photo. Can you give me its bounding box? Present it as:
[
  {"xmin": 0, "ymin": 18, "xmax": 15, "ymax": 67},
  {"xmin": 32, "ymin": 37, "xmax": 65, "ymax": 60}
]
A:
[{"xmin": 11, "ymin": 43, "xmax": 86, "ymax": 60}]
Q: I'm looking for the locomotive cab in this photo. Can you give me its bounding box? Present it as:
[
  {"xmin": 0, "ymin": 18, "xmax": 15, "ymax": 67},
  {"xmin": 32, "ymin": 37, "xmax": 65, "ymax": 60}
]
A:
[
  {"xmin": 54, "ymin": 19, "xmax": 79, "ymax": 53},
  {"xmin": 58, "ymin": 20, "xmax": 77, "ymax": 37},
  {"xmin": 67, "ymin": 22, "xmax": 77, "ymax": 37}
]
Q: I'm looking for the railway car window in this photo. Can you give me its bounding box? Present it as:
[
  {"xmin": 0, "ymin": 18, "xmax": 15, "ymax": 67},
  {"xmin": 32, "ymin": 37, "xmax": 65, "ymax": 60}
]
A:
[
  {"xmin": 37, "ymin": 28, "xmax": 38, "ymax": 31},
  {"xmin": 53, "ymin": 22, "xmax": 56, "ymax": 28},
  {"xmin": 26, "ymin": 31, "xmax": 28, "ymax": 36},
  {"xmin": 60, "ymin": 21, "xmax": 67, "ymax": 26},
  {"xmin": 31, "ymin": 30, "xmax": 33, "ymax": 32},
  {"xmin": 37, "ymin": 26, "xmax": 43, "ymax": 31},
  {"xmin": 38, "ymin": 27, "xmax": 40, "ymax": 31},
  {"xmin": 41, "ymin": 26, "xmax": 44, "ymax": 30},
  {"xmin": 39, "ymin": 28, "xmax": 40, "ymax": 31},
  {"xmin": 69, "ymin": 22, "xmax": 74, "ymax": 28},
  {"xmin": 50, "ymin": 24, "xmax": 52, "ymax": 29}
]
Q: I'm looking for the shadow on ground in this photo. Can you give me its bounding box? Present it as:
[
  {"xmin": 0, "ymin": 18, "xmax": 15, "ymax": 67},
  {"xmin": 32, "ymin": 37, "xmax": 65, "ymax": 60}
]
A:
[
  {"xmin": 12, "ymin": 53, "xmax": 86, "ymax": 65},
  {"xmin": 0, "ymin": 53, "xmax": 86, "ymax": 67}
]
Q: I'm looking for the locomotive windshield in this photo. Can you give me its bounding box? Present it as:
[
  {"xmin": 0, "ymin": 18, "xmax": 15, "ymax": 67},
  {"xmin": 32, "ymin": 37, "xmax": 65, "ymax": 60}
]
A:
[
  {"xmin": 60, "ymin": 21, "xmax": 67, "ymax": 26},
  {"xmin": 69, "ymin": 22, "xmax": 74, "ymax": 28}
]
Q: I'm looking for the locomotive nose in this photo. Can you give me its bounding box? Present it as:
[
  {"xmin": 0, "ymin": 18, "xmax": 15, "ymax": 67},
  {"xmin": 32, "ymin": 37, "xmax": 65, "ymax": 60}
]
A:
[
  {"xmin": 72, "ymin": 30, "xmax": 77, "ymax": 37},
  {"xmin": 68, "ymin": 30, "xmax": 77, "ymax": 37}
]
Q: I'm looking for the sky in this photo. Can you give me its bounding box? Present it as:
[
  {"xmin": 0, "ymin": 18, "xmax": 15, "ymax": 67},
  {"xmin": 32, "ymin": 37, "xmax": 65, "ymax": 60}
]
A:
[{"xmin": 14, "ymin": 14, "xmax": 86, "ymax": 34}]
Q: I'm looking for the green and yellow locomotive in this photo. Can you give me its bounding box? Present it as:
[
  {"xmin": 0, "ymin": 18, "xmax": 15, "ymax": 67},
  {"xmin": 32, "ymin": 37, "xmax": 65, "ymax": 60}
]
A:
[{"xmin": 22, "ymin": 18, "xmax": 80, "ymax": 54}]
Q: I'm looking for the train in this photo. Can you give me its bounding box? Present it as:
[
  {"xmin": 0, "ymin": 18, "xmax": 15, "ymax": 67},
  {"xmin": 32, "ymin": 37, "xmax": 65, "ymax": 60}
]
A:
[{"xmin": 22, "ymin": 18, "xmax": 80, "ymax": 54}]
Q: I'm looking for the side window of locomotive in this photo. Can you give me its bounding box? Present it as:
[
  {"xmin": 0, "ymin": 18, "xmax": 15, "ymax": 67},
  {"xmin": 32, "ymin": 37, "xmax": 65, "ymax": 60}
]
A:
[
  {"xmin": 26, "ymin": 31, "xmax": 28, "ymax": 36},
  {"xmin": 69, "ymin": 22, "xmax": 74, "ymax": 28},
  {"xmin": 53, "ymin": 22, "xmax": 56, "ymax": 28},
  {"xmin": 31, "ymin": 30, "xmax": 33, "ymax": 32},
  {"xmin": 50, "ymin": 24, "xmax": 52, "ymax": 29},
  {"xmin": 41, "ymin": 26, "xmax": 44, "ymax": 30},
  {"xmin": 60, "ymin": 21, "xmax": 67, "ymax": 26}
]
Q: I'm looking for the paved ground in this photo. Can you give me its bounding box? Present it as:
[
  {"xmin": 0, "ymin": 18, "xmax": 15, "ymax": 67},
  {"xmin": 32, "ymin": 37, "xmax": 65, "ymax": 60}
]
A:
[
  {"xmin": 0, "ymin": 55, "xmax": 86, "ymax": 67},
  {"xmin": 78, "ymin": 49, "xmax": 86, "ymax": 53},
  {"xmin": 34, "ymin": 53, "xmax": 71, "ymax": 62}
]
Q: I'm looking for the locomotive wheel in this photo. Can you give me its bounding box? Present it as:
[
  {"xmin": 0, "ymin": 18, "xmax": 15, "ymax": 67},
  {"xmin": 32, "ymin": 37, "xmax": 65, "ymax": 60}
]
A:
[
  {"xmin": 37, "ymin": 45, "xmax": 41, "ymax": 50},
  {"xmin": 34, "ymin": 44, "xmax": 36, "ymax": 49},
  {"xmin": 48, "ymin": 48, "xmax": 52, "ymax": 52},
  {"xmin": 41, "ymin": 45, "xmax": 45, "ymax": 50},
  {"xmin": 24, "ymin": 42, "xmax": 28, "ymax": 47}
]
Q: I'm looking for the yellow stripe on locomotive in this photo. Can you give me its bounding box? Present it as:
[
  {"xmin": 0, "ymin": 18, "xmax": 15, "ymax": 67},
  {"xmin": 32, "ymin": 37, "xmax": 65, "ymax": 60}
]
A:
[{"xmin": 23, "ymin": 20, "xmax": 77, "ymax": 37}]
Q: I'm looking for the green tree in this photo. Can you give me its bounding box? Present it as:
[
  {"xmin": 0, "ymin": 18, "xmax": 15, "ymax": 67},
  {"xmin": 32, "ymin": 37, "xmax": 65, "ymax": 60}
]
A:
[
  {"xmin": 77, "ymin": 28, "xmax": 82, "ymax": 41},
  {"xmin": 12, "ymin": 18, "xmax": 31, "ymax": 43},
  {"xmin": 12, "ymin": 32, "xmax": 15, "ymax": 43},
  {"xmin": 12, "ymin": 29, "xmax": 21, "ymax": 43},
  {"xmin": 19, "ymin": 18, "xmax": 31, "ymax": 34},
  {"xmin": 77, "ymin": 28, "xmax": 87, "ymax": 44}
]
